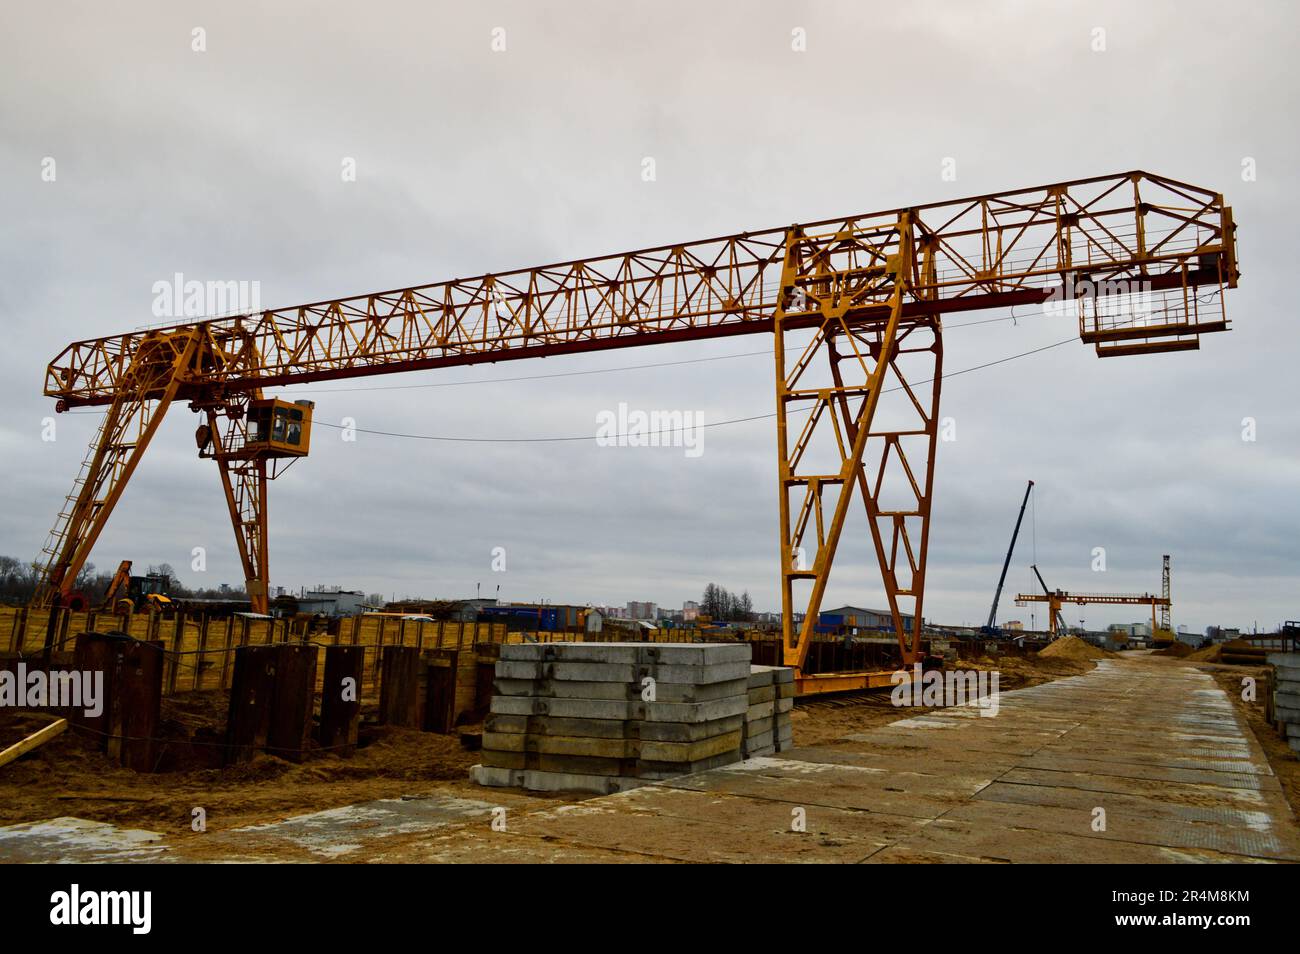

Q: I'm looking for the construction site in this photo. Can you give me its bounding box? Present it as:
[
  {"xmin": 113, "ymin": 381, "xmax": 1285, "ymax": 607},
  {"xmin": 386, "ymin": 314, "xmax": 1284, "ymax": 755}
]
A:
[
  {"xmin": 2, "ymin": 5, "xmax": 1298, "ymax": 902},
  {"xmin": 3, "ymin": 164, "xmax": 1298, "ymax": 868}
]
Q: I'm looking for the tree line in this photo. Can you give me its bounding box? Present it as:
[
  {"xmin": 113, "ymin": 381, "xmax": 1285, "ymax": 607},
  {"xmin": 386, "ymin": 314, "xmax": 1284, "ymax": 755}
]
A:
[
  {"xmin": 0, "ymin": 555, "xmax": 246, "ymax": 605},
  {"xmin": 700, "ymin": 582, "xmax": 754, "ymax": 622}
]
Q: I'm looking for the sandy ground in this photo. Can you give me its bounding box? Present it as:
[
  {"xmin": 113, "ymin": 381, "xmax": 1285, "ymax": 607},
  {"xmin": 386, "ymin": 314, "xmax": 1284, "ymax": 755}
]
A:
[
  {"xmin": 0, "ymin": 651, "xmax": 1101, "ymax": 837},
  {"xmin": 0, "ymin": 696, "xmax": 498, "ymax": 836},
  {"xmin": 5, "ymin": 649, "xmax": 1294, "ymax": 868},
  {"xmin": 792, "ymin": 653, "xmax": 1096, "ymax": 747}
]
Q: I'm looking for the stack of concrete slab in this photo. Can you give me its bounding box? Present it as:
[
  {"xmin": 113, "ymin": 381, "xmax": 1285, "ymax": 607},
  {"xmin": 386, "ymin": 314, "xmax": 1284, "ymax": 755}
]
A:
[
  {"xmin": 471, "ymin": 642, "xmax": 752, "ymax": 794},
  {"xmin": 742, "ymin": 665, "xmax": 795, "ymax": 757},
  {"xmin": 1269, "ymin": 652, "xmax": 1300, "ymax": 754}
]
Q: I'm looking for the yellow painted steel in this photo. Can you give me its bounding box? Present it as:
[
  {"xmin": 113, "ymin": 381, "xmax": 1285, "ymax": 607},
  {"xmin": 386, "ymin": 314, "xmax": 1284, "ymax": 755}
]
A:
[{"xmin": 30, "ymin": 172, "xmax": 1237, "ymax": 684}]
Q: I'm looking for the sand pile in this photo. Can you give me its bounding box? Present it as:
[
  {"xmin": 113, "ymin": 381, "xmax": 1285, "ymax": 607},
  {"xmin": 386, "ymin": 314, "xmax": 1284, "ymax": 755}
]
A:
[
  {"xmin": 1155, "ymin": 641, "xmax": 1193, "ymax": 658},
  {"xmin": 1188, "ymin": 643, "xmax": 1223, "ymax": 662},
  {"xmin": 1037, "ymin": 635, "xmax": 1114, "ymax": 661}
]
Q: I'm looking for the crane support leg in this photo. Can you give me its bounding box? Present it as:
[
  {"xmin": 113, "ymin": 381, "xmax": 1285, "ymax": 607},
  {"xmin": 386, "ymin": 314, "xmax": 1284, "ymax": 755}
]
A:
[
  {"xmin": 33, "ymin": 331, "xmax": 202, "ymax": 608},
  {"xmin": 775, "ymin": 214, "xmax": 940, "ymax": 673},
  {"xmin": 205, "ymin": 407, "xmax": 271, "ymax": 614},
  {"xmin": 832, "ymin": 319, "xmax": 942, "ymax": 666}
]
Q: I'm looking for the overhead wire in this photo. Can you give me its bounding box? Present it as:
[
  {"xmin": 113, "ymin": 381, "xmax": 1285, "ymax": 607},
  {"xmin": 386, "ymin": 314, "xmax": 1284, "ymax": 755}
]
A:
[
  {"xmin": 62, "ymin": 301, "xmax": 1082, "ymax": 444},
  {"xmin": 308, "ymin": 332, "xmax": 1081, "ymax": 443}
]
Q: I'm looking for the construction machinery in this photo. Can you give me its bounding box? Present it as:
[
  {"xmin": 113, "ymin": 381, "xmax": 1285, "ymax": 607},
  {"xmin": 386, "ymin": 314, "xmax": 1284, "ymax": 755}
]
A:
[
  {"xmin": 127, "ymin": 571, "xmax": 173, "ymax": 613},
  {"xmin": 1016, "ymin": 556, "xmax": 1172, "ymax": 640},
  {"xmin": 982, "ymin": 479, "xmax": 1034, "ymax": 635},
  {"xmin": 30, "ymin": 171, "xmax": 1237, "ymax": 692},
  {"xmin": 99, "ymin": 559, "xmax": 133, "ymax": 612},
  {"xmin": 100, "ymin": 560, "xmax": 173, "ymax": 613}
]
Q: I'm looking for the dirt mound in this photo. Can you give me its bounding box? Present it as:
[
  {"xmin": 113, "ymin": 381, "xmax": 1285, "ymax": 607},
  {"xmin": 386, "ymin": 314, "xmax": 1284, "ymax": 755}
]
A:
[
  {"xmin": 1188, "ymin": 643, "xmax": 1223, "ymax": 662},
  {"xmin": 1155, "ymin": 641, "xmax": 1193, "ymax": 657},
  {"xmin": 1036, "ymin": 635, "xmax": 1114, "ymax": 661}
]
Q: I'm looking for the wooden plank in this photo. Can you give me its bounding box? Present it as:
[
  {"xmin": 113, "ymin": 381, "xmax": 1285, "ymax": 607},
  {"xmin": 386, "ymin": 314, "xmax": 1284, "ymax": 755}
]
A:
[
  {"xmin": 0, "ymin": 718, "xmax": 68, "ymax": 769},
  {"xmin": 118, "ymin": 640, "xmax": 164, "ymax": 772},
  {"xmin": 41, "ymin": 606, "xmax": 61, "ymax": 664},
  {"xmin": 10, "ymin": 607, "xmax": 27, "ymax": 654},
  {"xmin": 224, "ymin": 645, "xmax": 279, "ymax": 764},
  {"xmin": 266, "ymin": 644, "xmax": 317, "ymax": 762},
  {"xmin": 374, "ymin": 617, "xmax": 387, "ymax": 687},
  {"xmin": 424, "ymin": 650, "xmax": 457, "ymax": 734},
  {"xmin": 379, "ymin": 645, "xmax": 420, "ymax": 727},
  {"xmin": 72, "ymin": 632, "xmax": 120, "ymax": 748},
  {"xmin": 454, "ymin": 650, "xmax": 477, "ymax": 724},
  {"xmin": 319, "ymin": 645, "xmax": 363, "ymax": 757},
  {"xmin": 166, "ymin": 612, "xmax": 185, "ymax": 694},
  {"xmin": 474, "ymin": 643, "xmax": 500, "ymax": 722},
  {"xmin": 220, "ymin": 617, "xmax": 236, "ymax": 690},
  {"xmin": 58, "ymin": 608, "xmax": 74, "ymax": 652},
  {"xmin": 193, "ymin": 615, "xmax": 210, "ymax": 690}
]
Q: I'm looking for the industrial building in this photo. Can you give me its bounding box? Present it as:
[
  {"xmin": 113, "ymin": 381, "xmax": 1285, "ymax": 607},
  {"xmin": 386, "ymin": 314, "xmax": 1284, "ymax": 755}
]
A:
[
  {"xmin": 819, "ymin": 605, "xmax": 917, "ymax": 636},
  {"xmin": 294, "ymin": 589, "xmax": 367, "ymax": 618}
]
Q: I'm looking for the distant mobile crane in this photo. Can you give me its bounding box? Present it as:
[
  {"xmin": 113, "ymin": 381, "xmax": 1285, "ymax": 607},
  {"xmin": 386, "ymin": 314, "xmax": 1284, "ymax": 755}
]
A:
[
  {"xmin": 29, "ymin": 172, "xmax": 1236, "ymax": 690},
  {"xmin": 983, "ymin": 479, "xmax": 1034, "ymax": 635},
  {"xmin": 1015, "ymin": 554, "xmax": 1173, "ymax": 641}
]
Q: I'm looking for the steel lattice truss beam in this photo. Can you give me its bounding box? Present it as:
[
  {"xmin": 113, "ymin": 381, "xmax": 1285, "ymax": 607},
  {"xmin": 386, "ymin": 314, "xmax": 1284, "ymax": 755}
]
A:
[
  {"xmin": 47, "ymin": 171, "xmax": 1235, "ymax": 408},
  {"xmin": 1016, "ymin": 592, "xmax": 1171, "ymax": 606},
  {"xmin": 35, "ymin": 331, "xmax": 203, "ymax": 606},
  {"xmin": 35, "ymin": 171, "xmax": 1238, "ymax": 681}
]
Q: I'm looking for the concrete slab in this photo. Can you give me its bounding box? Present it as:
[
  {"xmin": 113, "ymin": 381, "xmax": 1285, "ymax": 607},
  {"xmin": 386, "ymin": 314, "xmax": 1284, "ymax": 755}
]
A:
[
  {"xmin": 481, "ymin": 729, "xmax": 741, "ymax": 762},
  {"xmin": 0, "ymin": 816, "xmax": 167, "ymax": 863},
  {"xmin": 471, "ymin": 764, "xmax": 646, "ymax": 795},
  {"xmin": 487, "ymin": 693, "xmax": 748, "ymax": 723},
  {"xmin": 205, "ymin": 794, "xmax": 506, "ymax": 861},
  {"xmin": 464, "ymin": 655, "xmax": 1300, "ymax": 863},
  {"xmin": 505, "ymin": 787, "xmax": 916, "ymax": 863},
  {"xmin": 494, "ymin": 676, "xmax": 748, "ymax": 703}
]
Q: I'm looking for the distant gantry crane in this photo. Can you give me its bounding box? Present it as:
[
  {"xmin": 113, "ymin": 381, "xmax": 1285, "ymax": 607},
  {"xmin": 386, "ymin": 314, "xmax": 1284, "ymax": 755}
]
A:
[
  {"xmin": 1027, "ymin": 564, "xmax": 1071, "ymax": 636},
  {"xmin": 31, "ymin": 172, "xmax": 1236, "ymax": 692},
  {"xmin": 1015, "ymin": 554, "xmax": 1174, "ymax": 642}
]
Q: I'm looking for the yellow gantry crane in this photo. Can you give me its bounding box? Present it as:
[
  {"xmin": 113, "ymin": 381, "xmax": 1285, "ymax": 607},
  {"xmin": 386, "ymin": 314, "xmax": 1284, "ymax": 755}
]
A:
[
  {"xmin": 33, "ymin": 172, "xmax": 1236, "ymax": 692},
  {"xmin": 1016, "ymin": 554, "xmax": 1175, "ymax": 643}
]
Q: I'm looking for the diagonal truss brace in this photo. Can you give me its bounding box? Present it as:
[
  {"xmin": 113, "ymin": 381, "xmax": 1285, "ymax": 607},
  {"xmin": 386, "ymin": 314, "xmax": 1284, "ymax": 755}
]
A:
[
  {"xmin": 775, "ymin": 213, "xmax": 943, "ymax": 671},
  {"xmin": 33, "ymin": 330, "xmax": 204, "ymax": 608},
  {"xmin": 201, "ymin": 402, "xmax": 271, "ymax": 615}
]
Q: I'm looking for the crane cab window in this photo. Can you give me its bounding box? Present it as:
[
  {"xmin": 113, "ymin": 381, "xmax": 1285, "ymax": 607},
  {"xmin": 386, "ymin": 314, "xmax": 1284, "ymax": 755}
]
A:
[{"xmin": 246, "ymin": 399, "xmax": 313, "ymax": 457}]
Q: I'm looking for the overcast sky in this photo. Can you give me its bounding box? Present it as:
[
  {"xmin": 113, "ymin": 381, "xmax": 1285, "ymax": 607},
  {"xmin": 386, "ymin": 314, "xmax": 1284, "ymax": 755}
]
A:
[{"xmin": 2, "ymin": 1, "xmax": 1297, "ymax": 633}]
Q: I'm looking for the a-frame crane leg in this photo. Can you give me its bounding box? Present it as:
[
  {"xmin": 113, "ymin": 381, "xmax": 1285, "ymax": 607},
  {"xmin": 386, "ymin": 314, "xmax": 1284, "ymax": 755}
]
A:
[
  {"xmin": 204, "ymin": 405, "xmax": 271, "ymax": 614},
  {"xmin": 828, "ymin": 320, "xmax": 942, "ymax": 665},
  {"xmin": 775, "ymin": 214, "xmax": 941, "ymax": 676},
  {"xmin": 33, "ymin": 330, "xmax": 202, "ymax": 610}
]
